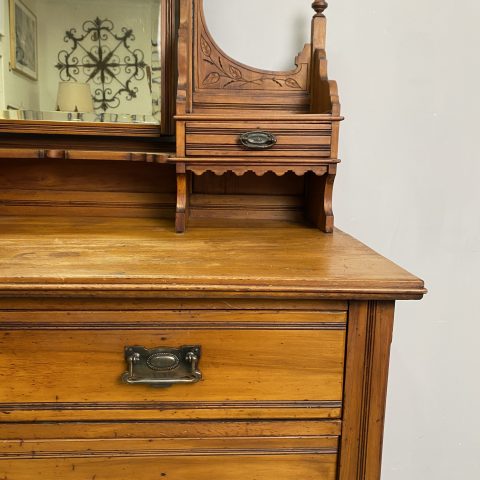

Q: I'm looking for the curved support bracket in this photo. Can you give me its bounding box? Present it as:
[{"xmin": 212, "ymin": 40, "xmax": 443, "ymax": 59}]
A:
[
  {"xmin": 305, "ymin": 164, "xmax": 337, "ymax": 233},
  {"xmin": 175, "ymin": 163, "xmax": 189, "ymax": 233}
]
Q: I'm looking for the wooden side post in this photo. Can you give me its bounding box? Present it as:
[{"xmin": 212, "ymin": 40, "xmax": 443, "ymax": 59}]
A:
[
  {"xmin": 311, "ymin": 1, "xmax": 328, "ymax": 52},
  {"xmin": 175, "ymin": 163, "xmax": 188, "ymax": 233},
  {"xmin": 339, "ymin": 301, "xmax": 396, "ymax": 480}
]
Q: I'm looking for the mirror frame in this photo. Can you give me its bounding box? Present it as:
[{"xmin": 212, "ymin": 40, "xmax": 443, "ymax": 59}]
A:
[{"xmin": 0, "ymin": 0, "xmax": 177, "ymax": 138}]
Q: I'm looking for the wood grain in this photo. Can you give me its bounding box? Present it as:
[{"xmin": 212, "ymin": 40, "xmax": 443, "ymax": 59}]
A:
[
  {"xmin": 185, "ymin": 121, "xmax": 332, "ymax": 158},
  {"xmin": 0, "ymin": 326, "xmax": 345, "ymax": 415},
  {"xmin": 0, "ymin": 120, "xmax": 161, "ymax": 137},
  {"xmin": 0, "ymin": 298, "xmax": 348, "ymax": 311},
  {"xmin": 0, "ymin": 406, "xmax": 342, "ymax": 422},
  {"xmin": 0, "ymin": 438, "xmax": 339, "ymax": 458},
  {"xmin": 192, "ymin": 0, "xmax": 311, "ymax": 115},
  {"xmin": 338, "ymin": 301, "xmax": 395, "ymax": 480},
  {"xmin": 0, "ymin": 160, "xmax": 176, "ymax": 218},
  {"xmin": 0, "ymin": 3, "xmax": 425, "ymax": 479},
  {"xmin": 0, "ymin": 148, "xmax": 170, "ymax": 162},
  {"xmin": 0, "ymin": 217, "xmax": 426, "ymax": 299},
  {"xmin": 0, "ymin": 454, "xmax": 338, "ymax": 480},
  {"xmin": 172, "ymin": 0, "xmax": 343, "ymax": 230},
  {"xmin": 0, "ymin": 420, "xmax": 342, "ymax": 440}
]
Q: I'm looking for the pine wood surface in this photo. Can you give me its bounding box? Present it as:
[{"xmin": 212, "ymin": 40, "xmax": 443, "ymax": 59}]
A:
[
  {"xmin": 340, "ymin": 301, "xmax": 396, "ymax": 479},
  {"xmin": 184, "ymin": 121, "xmax": 333, "ymax": 158},
  {"xmin": 0, "ymin": 437, "xmax": 338, "ymax": 457},
  {"xmin": 0, "ymin": 420, "xmax": 342, "ymax": 440},
  {"xmin": 0, "ymin": 3, "xmax": 424, "ymax": 477},
  {"xmin": 0, "ymin": 216, "xmax": 425, "ymax": 299},
  {"xmin": 0, "ymin": 454, "xmax": 338, "ymax": 480},
  {"xmin": 0, "ymin": 327, "xmax": 345, "ymax": 405}
]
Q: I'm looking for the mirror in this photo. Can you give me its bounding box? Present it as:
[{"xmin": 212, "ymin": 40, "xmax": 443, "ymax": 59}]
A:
[{"xmin": 0, "ymin": 0, "xmax": 164, "ymax": 125}]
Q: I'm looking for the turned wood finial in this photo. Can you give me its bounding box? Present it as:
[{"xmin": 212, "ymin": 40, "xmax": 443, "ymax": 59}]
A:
[{"xmin": 312, "ymin": 0, "xmax": 328, "ymax": 16}]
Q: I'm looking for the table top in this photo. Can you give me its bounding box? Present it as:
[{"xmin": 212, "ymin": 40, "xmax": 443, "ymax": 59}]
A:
[{"xmin": 0, "ymin": 216, "xmax": 426, "ymax": 300}]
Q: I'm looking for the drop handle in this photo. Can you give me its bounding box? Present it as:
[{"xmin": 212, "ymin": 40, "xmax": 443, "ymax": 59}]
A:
[
  {"xmin": 122, "ymin": 346, "xmax": 202, "ymax": 388},
  {"xmin": 239, "ymin": 130, "xmax": 277, "ymax": 150}
]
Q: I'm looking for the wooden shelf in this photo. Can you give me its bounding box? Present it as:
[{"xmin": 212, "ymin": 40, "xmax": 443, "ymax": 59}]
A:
[{"xmin": 0, "ymin": 216, "xmax": 426, "ymax": 300}]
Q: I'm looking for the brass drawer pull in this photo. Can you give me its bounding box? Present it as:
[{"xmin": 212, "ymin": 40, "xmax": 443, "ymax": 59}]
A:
[
  {"xmin": 239, "ymin": 130, "xmax": 277, "ymax": 150},
  {"xmin": 122, "ymin": 346, "xmax": 202, "ymax": 388}
]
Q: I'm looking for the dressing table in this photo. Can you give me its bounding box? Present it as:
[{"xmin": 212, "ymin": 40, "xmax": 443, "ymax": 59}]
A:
[{"xmin": 0, "ymin": 1, "xmax": 425, "ymax": 479}]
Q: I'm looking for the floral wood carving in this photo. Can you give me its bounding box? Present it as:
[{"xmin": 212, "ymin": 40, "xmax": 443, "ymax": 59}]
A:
[
  {"xmin": 196, "ymin": 1, "xmax": 309, "ymax": 94},
  {"xmin": 200, "ymin": 36, "xmax": 304, "ymax": 90}
]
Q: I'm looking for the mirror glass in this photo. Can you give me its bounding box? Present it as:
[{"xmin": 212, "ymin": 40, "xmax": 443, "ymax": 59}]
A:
[{"xmin": 0, "ymin": 0, "xmax": 162, "ymax": 124}]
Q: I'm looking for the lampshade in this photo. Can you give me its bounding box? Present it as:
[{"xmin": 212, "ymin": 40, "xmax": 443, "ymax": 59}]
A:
[{"xmin": 56, "ymin": 82, "xmax": 94, "ymax": 113}]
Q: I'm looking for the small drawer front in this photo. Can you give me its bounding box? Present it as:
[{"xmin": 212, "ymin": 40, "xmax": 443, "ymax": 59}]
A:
[
  {"xmin": 185, "ymin": 121, "xmax": 333, "ymax": 157},
  {"xmin": 0, "ymin": 421, "xmax": 339, "ymax": 480},
  {"xmin": 0, "ymin": 310, "xmax": 346, "ymax": 421}
]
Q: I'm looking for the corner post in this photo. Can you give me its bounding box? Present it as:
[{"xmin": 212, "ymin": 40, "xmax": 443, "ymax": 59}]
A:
[
  {"xmin": 339, "ymin": 301, "xmax": 396, "ymax": 480},
  {"xmin": 311, "ymin": 1, "xmax": 328, "ymax": 52}
]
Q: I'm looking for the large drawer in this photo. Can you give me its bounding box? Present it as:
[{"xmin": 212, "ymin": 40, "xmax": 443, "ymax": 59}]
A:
[
  {"xmin": 185, "ymin": 121, "xmax": 333, "ymax": 157},
  {"xmin": 0, "ymin": 309, "xmax": 346, "ymax": 421},
  {"xmin": 0, "ymin": 421, "xmax": 340, "ymax": 480}
]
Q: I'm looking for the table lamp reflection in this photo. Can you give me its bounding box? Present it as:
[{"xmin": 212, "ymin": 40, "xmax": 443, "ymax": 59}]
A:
[{"xmin": 56, "ymin": 82, "xmax": 94, "ymax": 113}]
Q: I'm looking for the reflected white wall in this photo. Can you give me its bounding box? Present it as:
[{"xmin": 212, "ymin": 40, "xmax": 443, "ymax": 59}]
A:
[
  {"xmin": 0, "ymin": 0, "xmax": 40, "ymax": 110},
  {"xmin": 0, "ymin": 0, "xmax": 160, "ymax": 116}
]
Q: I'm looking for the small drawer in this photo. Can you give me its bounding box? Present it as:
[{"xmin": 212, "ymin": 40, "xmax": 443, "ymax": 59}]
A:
[
  {"xmin": 0, "ymin": 421, "xmax": 340, "ymax": 480},
  {"xmin": 0, "ymin": 309, "xmax": 346, "ymax": 421},
  {"xmin": 185, "ymin": 121, "xmax": 333, "ymax": 157}
]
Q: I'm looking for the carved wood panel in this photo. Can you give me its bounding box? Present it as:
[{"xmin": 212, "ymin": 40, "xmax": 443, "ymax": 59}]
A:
[{"xmin": 191, "ymin": 0, "xmax": 311, "ymax": 113}]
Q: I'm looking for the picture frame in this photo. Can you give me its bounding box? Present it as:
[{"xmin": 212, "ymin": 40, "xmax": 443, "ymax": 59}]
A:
[{"xmin": 9, "ymin": 0, "xmax": 37, "ymax": 80}]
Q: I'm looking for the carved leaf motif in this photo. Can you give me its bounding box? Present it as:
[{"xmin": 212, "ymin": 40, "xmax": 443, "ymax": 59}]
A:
[
  {"xmin": 203, "ymin": 72, "xmax": 221, "ymax": 85},
  {"xmin": 200, "ymin": 36, "xmax": 212, "ymax": 56},
  {"xmin": 229, "ymin": 65, "xmax": 243, "ymax": 80},
  {"xmin": 285, "ymin": 78, "xmax": 302, "ymax": 89}
]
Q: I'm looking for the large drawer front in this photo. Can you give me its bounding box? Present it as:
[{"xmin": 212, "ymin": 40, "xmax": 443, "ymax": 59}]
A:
[
  {"xmin": 0, "ymin": 310, "xmax": 346, "ymax": 421},
  {"xmin": 1, "ymin": 455, "xmax": 337, "ymax": 480},
  {"xmin": 0, "ymin": 421, "xmax": 339, "ymax": 480},
  {"xmin": 185, "ymin": 121, "xmax": 333, "ymax": 157}
]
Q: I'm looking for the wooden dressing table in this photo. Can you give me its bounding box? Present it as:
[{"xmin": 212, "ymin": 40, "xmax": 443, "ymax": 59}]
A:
[{"xmin": 0, "ymin": 1, "xmax": 425, "ymax": 479}]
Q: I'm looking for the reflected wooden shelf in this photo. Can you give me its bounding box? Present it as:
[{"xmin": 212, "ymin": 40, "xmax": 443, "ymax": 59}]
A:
[
  {"xmin": 0, "ymin": 148, "xmax": 171, "ymax": 163},
  {"xmin": 0, "ymin": 120, "xmax": 162, "ymax": 137}
]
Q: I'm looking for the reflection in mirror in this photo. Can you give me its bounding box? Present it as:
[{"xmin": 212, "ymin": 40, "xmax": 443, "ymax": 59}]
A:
[{"xmin": 0, "ymin": 0, "xmax": 162, "ymax": 124}]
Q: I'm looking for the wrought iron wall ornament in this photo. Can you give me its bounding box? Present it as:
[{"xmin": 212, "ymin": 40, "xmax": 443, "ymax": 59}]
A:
[
  {"xmin": 150, "ymin": 40, "xmax": 161, "ymax": 119},
  {"xmin": 56, "ymin": 17, "xmax": 148, "ymax": 112}
]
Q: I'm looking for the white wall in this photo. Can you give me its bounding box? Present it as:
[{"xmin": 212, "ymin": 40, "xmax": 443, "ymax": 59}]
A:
[{"xmin": 205, "ymin": 1, "xmax": 479, "ymax": 479}]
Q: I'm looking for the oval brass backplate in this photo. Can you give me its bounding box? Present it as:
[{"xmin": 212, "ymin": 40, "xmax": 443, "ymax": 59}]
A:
[
  {"xmin": 239, "ymin": 130, "xmax": 277, "ymax": 150},
  {"xmin": 147, "ymin": 352, "xmax": 180, "ymax": 371}
]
